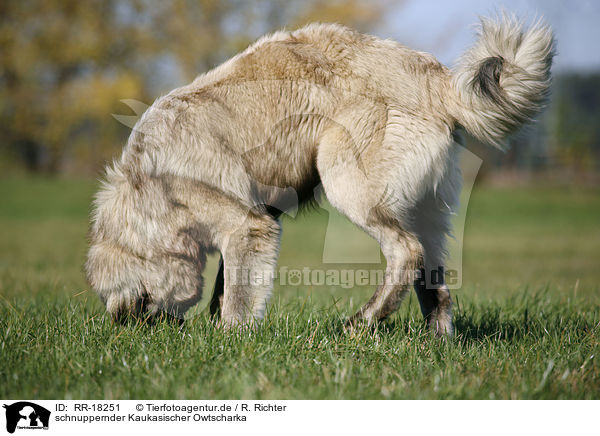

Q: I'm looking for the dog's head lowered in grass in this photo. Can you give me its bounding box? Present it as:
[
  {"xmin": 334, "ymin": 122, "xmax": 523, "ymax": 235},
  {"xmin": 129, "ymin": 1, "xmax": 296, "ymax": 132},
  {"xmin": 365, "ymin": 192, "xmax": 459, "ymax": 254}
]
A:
[
  {"xmin": 86, "ymin": 15, "xmax": 555, "ymax": 333},
  {"xmin": 86, "ymin": 167, "xmax": 208, "ymax": 322}
]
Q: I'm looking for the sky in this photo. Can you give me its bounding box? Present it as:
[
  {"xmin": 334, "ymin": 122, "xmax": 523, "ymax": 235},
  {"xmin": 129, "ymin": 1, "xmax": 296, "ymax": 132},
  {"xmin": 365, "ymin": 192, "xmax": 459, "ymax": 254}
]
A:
[{"xmin": 380, "ymin": 0, "xmax": 600, "ymax": 72}]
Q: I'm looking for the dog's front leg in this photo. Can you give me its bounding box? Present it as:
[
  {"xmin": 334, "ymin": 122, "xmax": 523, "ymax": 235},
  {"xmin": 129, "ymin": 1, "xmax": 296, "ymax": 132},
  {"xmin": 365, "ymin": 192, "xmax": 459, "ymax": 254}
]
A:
[
  {"xmin": 220, "ymin": 214, "xmax": 281, "ymax": 327},
  {"xmin": 209, "ymin": 256, "xmax": 225, "ymax": 318}
]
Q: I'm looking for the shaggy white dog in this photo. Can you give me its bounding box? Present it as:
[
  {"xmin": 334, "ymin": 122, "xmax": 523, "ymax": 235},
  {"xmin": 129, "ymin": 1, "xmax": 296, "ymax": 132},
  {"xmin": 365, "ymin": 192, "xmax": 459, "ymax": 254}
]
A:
[{"xmin": 86, "ymin": 15, "xmax": 555, "ymax": 335}]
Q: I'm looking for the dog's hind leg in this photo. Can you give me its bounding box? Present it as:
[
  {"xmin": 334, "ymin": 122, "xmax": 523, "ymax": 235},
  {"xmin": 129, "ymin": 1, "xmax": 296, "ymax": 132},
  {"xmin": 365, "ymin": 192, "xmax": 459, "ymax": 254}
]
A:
[
  {"xmin": 412, "ymin": 192, "xmax": 455, "ymax": 336},
  {"xmin": 411, "ymin": 148, "xmax": 460, "ymax": 336},
  {"xmin": 349, "ymin": 221, "xmax": 424, "ymax": 325},
  {"xmin": 316, "ymin": 118, "xmax": 424, "ymax": 326}
]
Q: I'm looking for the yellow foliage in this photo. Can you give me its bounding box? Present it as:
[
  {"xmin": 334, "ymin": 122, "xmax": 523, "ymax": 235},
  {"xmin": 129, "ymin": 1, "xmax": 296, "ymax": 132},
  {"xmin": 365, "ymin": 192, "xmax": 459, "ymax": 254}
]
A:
[{"xmin": 0, "ymin": 0, "xmax": 383, "ymax": 173}]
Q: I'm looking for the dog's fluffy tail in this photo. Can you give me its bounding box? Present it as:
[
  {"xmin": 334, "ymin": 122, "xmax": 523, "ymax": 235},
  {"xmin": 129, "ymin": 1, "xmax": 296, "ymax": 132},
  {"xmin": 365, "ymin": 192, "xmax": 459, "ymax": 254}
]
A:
[{"xmin": 450, "ymin": 14, "xmax": 556, "ymax": 145}]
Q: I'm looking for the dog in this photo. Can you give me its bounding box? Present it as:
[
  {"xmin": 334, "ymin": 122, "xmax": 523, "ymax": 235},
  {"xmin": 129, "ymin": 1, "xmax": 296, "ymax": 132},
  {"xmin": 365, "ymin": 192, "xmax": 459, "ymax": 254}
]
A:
[{"xmin": 86, "ymin": 15, "xmax": 555, "ymax": 335}]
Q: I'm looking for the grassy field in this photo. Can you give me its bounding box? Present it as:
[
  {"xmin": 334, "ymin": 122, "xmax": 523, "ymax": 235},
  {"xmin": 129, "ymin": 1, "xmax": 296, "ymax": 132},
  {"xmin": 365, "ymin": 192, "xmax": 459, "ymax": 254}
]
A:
[{"xmin": 0, "ymin": 176, "xmax": 598, "ymax": 399}]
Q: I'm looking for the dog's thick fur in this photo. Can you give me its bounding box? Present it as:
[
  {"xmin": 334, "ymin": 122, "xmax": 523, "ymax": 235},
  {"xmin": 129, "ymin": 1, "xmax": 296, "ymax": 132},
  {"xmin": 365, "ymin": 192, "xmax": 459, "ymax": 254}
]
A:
[{"xmin": 86, "ymin": 16, "xmax": 555, "ymax": 334}]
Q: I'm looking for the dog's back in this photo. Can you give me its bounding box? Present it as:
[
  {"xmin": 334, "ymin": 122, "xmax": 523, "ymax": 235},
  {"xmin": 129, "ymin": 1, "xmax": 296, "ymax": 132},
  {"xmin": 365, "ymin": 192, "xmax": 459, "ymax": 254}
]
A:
[{"xmin": 121, "ymin": 23, "xmax": 458, "ymax": 210}]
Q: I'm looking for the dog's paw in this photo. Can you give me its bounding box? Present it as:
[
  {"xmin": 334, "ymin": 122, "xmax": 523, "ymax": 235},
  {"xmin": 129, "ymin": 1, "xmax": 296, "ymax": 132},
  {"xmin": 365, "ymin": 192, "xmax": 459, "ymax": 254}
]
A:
[{"xmin": 429, "ymin": 317, "xmax": 454, "ymax": 337}]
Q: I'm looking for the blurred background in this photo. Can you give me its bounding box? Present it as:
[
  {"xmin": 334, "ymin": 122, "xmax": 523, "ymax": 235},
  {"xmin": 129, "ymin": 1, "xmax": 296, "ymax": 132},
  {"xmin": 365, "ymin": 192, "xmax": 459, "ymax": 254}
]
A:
[{"xmin": 0, "ymin": 0, "xmax": 599, "ymax": 180}]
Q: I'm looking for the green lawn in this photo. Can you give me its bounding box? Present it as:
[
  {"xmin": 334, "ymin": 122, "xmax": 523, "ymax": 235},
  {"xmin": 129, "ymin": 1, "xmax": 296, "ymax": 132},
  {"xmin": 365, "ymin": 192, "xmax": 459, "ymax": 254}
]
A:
[{"xmin": 0, "ymin": 176, "xmax": 598, "ymax": 399}]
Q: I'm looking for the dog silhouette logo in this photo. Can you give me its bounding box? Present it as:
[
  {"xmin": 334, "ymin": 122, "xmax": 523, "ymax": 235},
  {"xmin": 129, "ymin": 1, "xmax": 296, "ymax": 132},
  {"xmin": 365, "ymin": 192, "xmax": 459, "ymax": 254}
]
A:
[{"xmin": 2, "ymin": 402, "xmax": 50, "ymax": 433}]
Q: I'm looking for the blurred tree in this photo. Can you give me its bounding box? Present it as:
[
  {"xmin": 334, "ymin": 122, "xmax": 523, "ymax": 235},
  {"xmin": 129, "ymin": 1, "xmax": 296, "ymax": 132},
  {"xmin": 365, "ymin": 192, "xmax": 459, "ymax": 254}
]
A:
[
  {"xmin": 0, "ymin": 0, "xmax": 148, "ymax": 173},
  {"xmin": 290, "ymin": 0, "xmax": 384, "ymax": 30},
  {"xmin": 549, "ymin": 74, "xmax": 600, "ymax": 172},
  {"xmin": 0, "ymin": 0, "xmax": 385, "ymax": 174}
]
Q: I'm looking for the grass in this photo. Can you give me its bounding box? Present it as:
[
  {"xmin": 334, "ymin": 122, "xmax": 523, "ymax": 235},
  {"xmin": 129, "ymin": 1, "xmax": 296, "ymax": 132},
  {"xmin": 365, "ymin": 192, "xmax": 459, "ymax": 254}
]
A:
[{"xmin": 0, "ymin": 176, "xmax": 598, "ymax": 399}]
